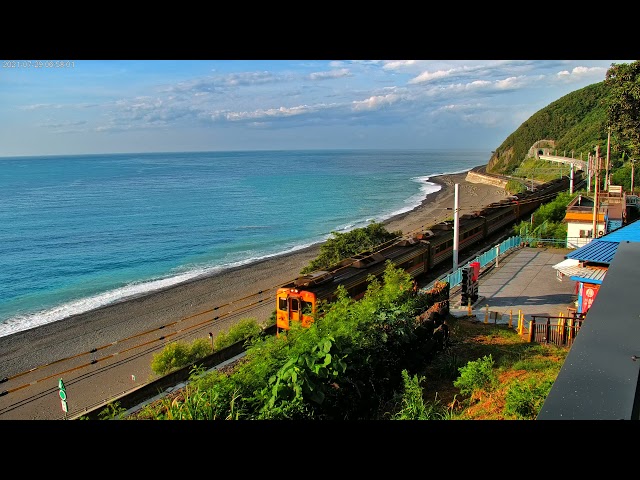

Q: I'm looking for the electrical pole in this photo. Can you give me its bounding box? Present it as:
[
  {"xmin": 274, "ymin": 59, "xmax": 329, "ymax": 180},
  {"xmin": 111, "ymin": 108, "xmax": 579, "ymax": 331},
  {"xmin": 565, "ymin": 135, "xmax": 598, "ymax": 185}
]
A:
[
  {"xmin": 592, "ymin": 146, "xmax": 600, "ymax": 239},
  {"xmin": 606, "ymin": 127, "xmax": 611, "ymax": 191},
  {"xmin": 453, "ymin": 183, "xmax": 459, "ymax": 272},
  {"xmin": 587, "ymin": 154, "xmax": 591, "ymax": 193},
  {"xmin": 570, "ymin": 163, "xmax": 574, "ymax": 194}
]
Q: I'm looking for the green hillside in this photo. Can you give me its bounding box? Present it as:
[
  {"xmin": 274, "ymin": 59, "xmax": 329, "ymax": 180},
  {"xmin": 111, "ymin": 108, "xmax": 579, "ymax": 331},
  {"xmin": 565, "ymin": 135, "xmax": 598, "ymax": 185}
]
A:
[{"xmin": 487, "ymin": 81, "xmax": 611, "ymax": 175}]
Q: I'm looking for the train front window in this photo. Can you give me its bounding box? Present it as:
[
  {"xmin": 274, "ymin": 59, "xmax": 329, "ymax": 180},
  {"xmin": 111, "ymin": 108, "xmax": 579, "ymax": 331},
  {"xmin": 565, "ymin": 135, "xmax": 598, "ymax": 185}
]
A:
[
  {"xmin": 278, "ymin": 297, "xmax": 288, "ymax": 311},
  {"xmin": 290, "ymin": 298, "xmax": 300, "ymax": 312}
]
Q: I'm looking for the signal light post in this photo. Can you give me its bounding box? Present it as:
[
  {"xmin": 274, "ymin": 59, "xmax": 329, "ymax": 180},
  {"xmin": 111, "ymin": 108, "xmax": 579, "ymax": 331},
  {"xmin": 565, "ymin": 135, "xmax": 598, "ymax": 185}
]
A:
[
  {"xmin": 59, "ymin": 378, "xmax": 68, "ymax": 419},
  {"xmin": 461, "ymin": 264, "xmax": 480, "ymax": 311}
]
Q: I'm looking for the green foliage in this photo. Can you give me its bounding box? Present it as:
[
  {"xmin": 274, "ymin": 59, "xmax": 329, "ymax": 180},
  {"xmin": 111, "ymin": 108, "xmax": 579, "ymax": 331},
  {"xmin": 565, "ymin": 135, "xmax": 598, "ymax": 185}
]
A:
[
  {"xmin": 149, "ymin": 318, "xmax": 262, "ymax": 377},
  {"xmin": 513, "ymin": 190, "xmax": 576, "ymax": 245},
  {"xmin": 258, "ymin": 336, "xmax": 347, "ymax": 419},
  {"xmin": 98, "ymin": 401, "xmax": 127, "ymax": 420},
  {"xmin": 605, "ymin": 60, "xmax": 640, "ymax": 159},
  {"xmin": 610, "ymin": 158, "xmax": 640, "ymax": 194},
  {"xmin": 301, "ymin": 221, "xmax": 402, "ymax": 274},
  {"xmin": 431, "ymin": 350, "xmax": 464, "ymax": 380},
  {"xmin": 453, "ymin": 354, "xmax": 498, "ymax": 396},
  {"xmin": 505, "ymin": 179, "xmax": 525, "ymax": 194},
  {"xmin": 133, "ymin": 261, "xmax": 443, "ymax": 420},
  {"xmin": 512, "ymin": 158, "xmax": 572, "ymax": 184},
  {"xmin": 391, "ymin": 370, "xmax": 450, "ymax": 420},
  {"xmin": 504, "ymin": 378, "xmax": 554, "ymax": 420},
  {"xmin": 213, "ymin": 317, "xmax": 262, "ymax": 350},
  {"xmin": 150, "ymin": 338, "xmax": 211, "ymax": 376},
  {"xmin": 487, "ymin": 81, "xmax": 612, "ymax": 175}
]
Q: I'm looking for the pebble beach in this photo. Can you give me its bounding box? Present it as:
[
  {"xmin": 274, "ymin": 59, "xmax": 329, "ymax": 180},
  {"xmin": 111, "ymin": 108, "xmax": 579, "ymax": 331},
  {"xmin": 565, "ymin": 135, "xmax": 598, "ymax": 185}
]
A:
[{"xmin": 0, "ymin": 169, "xmax": 508, "ymax": 420}]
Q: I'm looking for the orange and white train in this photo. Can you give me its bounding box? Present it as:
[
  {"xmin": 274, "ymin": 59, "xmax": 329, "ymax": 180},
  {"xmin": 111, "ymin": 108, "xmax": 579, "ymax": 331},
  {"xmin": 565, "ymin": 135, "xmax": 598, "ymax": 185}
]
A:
[{"xmin": 276, "ymin": 176, "xmax": 573, "ymax": 332}]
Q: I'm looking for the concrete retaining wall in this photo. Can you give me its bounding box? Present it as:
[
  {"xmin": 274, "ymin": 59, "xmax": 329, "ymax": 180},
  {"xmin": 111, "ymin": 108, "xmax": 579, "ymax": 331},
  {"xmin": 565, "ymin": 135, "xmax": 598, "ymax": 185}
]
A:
[{"xmin": 466, "ymin": 170, "xmax": 508, "ymax": 188}]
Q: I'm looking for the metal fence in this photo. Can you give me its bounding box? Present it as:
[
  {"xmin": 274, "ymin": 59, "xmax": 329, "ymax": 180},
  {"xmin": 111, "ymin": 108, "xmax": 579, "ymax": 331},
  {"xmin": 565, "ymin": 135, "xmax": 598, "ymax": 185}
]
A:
[
  {"xmin": 528, "ymin": 314, "xmax": 586, "ymax": 347},
  {"xmin": 440, "ymin": 235, "xmax": 522, "ymax": 290}
]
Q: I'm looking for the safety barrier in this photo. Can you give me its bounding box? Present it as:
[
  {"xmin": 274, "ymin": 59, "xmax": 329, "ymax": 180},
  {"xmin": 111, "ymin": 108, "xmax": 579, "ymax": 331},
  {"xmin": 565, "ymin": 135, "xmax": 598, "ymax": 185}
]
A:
[
  {"xmin": 527, "ymin": 314, "xmax": 586, "ymax": 347},
  {"xmin": 439, "ymin": 235, "xmax": 522, "ymax": 290}
]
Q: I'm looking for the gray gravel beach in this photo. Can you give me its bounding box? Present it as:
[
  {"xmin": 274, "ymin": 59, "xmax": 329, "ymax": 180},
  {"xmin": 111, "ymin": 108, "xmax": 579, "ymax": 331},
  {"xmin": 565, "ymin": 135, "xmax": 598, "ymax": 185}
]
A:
[{"xmin": 0, "ymin": 169, "xmax": 507, "ymax": 419}]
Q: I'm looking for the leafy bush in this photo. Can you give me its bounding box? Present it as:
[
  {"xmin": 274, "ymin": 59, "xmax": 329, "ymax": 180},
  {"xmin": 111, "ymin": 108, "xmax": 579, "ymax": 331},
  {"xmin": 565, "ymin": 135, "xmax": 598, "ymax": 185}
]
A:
[
  {"xmin": 300, "ymin": 222, "xmax": 402, "ymax": 274},
  {"xmin": 432, "ymin": 351, "xmax": 463, "ymax": 380},
  {"xmin": 213, "ymin": 317, "xmax": 262, "ymax": 350},
  {"xmin": 150, "ymin": 338, "xmax": 211, "ymax": 375},
  {"xmin": 453, "ymin": 354, "xmax": 497, "ymax": 397},
  {"xmin": 391, "ymin": 370, "xmax": 450, "ymax": 420},
  {"xmin": 97, "ymin": 401, "xmax": 127, "ymax": 420},
  {"xmin": 504, "ymin": 378, "xmax": 554, "ymax": 419},
  {"xmin": 506, "ymin": 179, "xmax": 525, "ymax": 194}
]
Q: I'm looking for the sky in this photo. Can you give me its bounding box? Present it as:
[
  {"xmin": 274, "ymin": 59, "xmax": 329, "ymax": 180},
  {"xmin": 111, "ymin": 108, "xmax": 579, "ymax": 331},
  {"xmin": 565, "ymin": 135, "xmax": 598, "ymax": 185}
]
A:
[{"xmin": 0, "ymin": 59, "xmax": 633, "ymax": 157}]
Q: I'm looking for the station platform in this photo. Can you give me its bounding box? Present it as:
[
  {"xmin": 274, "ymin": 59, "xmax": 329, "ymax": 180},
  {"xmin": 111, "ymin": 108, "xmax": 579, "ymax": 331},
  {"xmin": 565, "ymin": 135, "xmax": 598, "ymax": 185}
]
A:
[{"xmin": 449, "ymin": 247, "xmax": 577, "ymax": 328}]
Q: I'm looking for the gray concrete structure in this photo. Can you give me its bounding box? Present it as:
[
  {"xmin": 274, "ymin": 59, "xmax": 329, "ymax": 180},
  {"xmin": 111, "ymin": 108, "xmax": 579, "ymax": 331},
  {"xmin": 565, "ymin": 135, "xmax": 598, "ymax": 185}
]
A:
[
  {"xmin": 538, "ymin": 241, "xmax": 640, "ymax": 420},
  {"xmin": 451, "ymin": 247, "xmax": 577, "ymax": 326}
]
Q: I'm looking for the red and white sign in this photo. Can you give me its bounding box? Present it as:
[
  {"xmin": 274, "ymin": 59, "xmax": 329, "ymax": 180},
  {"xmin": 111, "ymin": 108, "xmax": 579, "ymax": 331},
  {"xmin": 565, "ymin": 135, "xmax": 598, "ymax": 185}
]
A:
[{"xmin": 581, "ymin": 284, "xmax": 600, "ymax": 312}]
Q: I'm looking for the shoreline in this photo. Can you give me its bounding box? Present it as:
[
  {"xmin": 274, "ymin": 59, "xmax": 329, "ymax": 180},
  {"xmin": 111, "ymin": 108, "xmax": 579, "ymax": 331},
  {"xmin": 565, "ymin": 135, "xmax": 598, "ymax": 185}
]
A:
[
  {"xmin": 0, "ymin": 167, "xmax": 509, "ymax": 419},
  {"xmin": 0, "ymin": 169, "xmax": 462, "ymax": 340},
  {"xmin": 0, "ymin": 169, "xmax": 507, "ymax": 350}
]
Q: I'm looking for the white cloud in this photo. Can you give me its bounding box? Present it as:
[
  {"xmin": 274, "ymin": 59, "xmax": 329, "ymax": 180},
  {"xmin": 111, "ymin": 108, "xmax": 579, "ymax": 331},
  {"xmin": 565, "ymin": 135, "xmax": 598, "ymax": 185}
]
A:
[
  {"xmin": 383, "ymin": 60, "xmax": 417, "ymax": 70},
  {"xmin": 309, "ymin": 69, "xmax": 351, "ymax": 80},
  {"xmin": 352, "ymin": 92, "xmax": 402, "ymax": 111},
  {"xmin": 409, "ymin": 69, "xmax": 454, "ymax": 84},
  {"xmin": 556, "ymin": 66, "xmax": 607, "ymax": 82}
]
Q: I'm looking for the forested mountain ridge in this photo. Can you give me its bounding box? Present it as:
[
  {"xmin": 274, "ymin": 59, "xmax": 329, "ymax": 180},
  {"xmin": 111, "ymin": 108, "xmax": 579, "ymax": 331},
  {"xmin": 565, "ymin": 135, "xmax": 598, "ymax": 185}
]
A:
[{"xmin": 487, "ymin": 81, "xmax": 611, "ymax": 175}]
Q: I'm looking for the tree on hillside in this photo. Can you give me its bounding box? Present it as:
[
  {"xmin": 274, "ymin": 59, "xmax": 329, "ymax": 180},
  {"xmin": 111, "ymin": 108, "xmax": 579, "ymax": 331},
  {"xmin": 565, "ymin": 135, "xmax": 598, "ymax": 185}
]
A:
[{"xmin": 606, "ymin": 60, "xmax": 640, "ymax": 159}]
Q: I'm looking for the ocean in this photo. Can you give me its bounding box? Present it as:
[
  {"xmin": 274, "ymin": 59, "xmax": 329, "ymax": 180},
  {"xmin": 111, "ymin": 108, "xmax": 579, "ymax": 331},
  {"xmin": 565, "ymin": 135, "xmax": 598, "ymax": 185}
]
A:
[{"xmin": 0, "ymin": 149, "xmax": 490, "ymax": 338}]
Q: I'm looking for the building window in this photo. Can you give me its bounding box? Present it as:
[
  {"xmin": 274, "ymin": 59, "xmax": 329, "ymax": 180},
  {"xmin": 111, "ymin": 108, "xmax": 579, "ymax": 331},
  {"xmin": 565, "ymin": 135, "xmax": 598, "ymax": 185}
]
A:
[{"xmin": 579, "ymin": 229, "xmax": 592, "ymax": 238}]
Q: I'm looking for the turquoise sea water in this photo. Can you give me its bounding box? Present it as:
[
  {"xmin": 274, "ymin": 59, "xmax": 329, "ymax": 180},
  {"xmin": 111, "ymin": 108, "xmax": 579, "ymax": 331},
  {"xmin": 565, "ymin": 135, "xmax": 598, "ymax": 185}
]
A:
[{"xmin": 0, "ymin": 149, "xmax": 490, "ymax": 337}]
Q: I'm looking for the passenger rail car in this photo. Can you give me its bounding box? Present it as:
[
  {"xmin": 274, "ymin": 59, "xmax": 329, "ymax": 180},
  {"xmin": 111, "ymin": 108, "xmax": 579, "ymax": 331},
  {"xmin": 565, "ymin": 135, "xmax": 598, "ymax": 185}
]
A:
[
  {"xmin": 276, "ymin": 238, "xmax": 429, "ymax": 331},
  {"xmin": 276, "ymin": 175, "xmax": 572, "ymax": 332}
]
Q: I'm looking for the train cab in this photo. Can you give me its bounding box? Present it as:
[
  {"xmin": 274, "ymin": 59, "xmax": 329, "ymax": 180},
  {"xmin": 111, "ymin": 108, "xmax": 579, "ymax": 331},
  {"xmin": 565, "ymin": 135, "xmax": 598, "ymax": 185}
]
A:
[
  {"xmin": 275, "ymin": 270, "xmax": 333, "ymax": 332},
  {"xmin": 275, "ymin": 287, "xmax": 317, "ymax": 331}
]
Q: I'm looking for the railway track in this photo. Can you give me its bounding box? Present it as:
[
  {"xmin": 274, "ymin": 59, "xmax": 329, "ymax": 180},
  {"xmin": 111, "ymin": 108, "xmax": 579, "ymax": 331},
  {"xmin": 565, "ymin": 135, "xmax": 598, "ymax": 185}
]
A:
[{"xmin": 1, "ymin": 175, "xmax": 575, "ymax": 420}]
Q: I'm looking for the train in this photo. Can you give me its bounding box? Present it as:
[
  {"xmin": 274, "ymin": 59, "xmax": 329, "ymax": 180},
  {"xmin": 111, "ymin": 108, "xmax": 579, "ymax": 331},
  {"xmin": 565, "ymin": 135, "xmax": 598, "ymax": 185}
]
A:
[{"xmin": 276, "ymin": 175, "xmax": 575, "ymax": 332}]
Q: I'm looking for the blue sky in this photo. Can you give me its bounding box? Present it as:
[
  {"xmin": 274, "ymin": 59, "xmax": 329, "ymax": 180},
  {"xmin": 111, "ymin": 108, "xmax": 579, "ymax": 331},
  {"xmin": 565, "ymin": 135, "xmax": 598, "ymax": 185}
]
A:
[{"xmin": 0, "ymin": 59, "xmax": 632, "ymax": 157}]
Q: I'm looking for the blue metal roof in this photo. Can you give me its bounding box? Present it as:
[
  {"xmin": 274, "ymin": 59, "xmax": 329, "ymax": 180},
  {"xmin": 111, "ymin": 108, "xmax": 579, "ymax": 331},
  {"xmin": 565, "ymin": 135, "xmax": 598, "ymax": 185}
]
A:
[
  {"xmin": 566, "ymin": 240, "xmax": 618, "ymax": 264},
  {"xmin": 600, "ymin": 218, "xmax": 640, "ymax": 243},
  {"xmin": 567, "ymin": 219, "xmax": 640, "ymax": 264}
]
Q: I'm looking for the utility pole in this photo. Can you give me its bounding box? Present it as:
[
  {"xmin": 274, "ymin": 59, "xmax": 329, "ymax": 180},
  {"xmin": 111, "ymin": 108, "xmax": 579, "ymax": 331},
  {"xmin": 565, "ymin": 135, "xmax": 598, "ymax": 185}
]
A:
[
  {"xmin": 632, "ymin": 159, "xmax": 635, "ymax": 194},
  {"xmin": 570, "ymin": 163, "xmax": 574, "ymax": 194},
  {"xmin": 453, "ymin": 183, "xmax": 459, "ymax": 272},
  {"xmin": 605, "ymin": 127, "xmax": 611, "ymax": 191},
  {"xmin": 592, "ymin": 146, "xmax": 600, "ymax": 239},
  {"xmin": 587, "ymin": 154, "xmax": 591, "ymax": 193}
]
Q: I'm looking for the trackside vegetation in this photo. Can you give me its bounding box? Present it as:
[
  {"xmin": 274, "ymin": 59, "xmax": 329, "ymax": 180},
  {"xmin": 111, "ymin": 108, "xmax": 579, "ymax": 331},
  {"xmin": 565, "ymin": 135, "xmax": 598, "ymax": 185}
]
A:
[
  {"xmin": 105, "ymin": 258, "xmax": 568, "ymax": 420},
  {"xmin": 300, "ymin": 221, "xmax": 402, "ymax": 274},
  {"xmin": 127, "ymin": 264, "xmax": 448, "ymax": 419},
  {"xmin": 94, "ymin": 61, "xmax": 640, "ymax": 420}
]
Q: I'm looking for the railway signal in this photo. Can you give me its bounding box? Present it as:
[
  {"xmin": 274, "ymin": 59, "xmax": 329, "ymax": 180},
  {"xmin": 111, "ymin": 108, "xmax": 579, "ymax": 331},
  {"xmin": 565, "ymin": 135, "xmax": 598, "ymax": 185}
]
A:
[
  {"xmin": 461, "ymin": 266, "xmax": 473, "ymax": 305},
  {"xmin": 59, "ymin": 378, "xmax": 68, "ymax": 413},
  {"xmin": 461, "ymin": 265, "xmax": 479, "ymax": 306}
]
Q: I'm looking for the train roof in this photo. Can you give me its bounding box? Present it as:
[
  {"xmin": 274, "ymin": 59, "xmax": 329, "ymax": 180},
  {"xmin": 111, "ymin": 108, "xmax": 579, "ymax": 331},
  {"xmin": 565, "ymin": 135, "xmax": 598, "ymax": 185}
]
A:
[{"xmin": 288, "ymin": 239, "xmax": 429, "ymax": 300}]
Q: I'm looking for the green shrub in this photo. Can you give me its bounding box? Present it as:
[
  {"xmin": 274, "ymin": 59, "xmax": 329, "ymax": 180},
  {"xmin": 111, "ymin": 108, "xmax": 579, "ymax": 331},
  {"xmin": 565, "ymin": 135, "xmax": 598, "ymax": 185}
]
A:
[
  {"xmin": 300, "ymin": 222, "xmax": 401, "ymax": 274},
  {"xmin": 97, "ymin": 401, "xmax": 127, "ymax": 420},
  {"xmin": 392, "ymin": 370, "xmax": 450, "ymax": 420},
  {"xmin": 504, "ymin": 378, "xmax": 554, "ymax": 419},
  {"xmin": 213, "ymin": 317, "xmax": 262, "ymax": 350},
  {"xmin": 506, "ymin": 179, "xmax": 525, "ymax": 194},
  {"xmin": 151, "ymin": 338, "xmax": 211, "ymax": 375},
  {"xmin": 432, "ymin": 351, "xmax": 463, "ymax": 380},
  {"xmin": 453, "ymin": 354, "xmax": 497, "ymax": 396}
]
